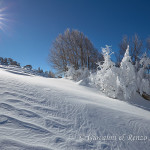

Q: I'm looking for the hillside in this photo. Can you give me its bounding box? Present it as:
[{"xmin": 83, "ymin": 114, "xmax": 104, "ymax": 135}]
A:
[{"xmin": 0, "ymin": 66, "xmax": 150, "ymax": 150}]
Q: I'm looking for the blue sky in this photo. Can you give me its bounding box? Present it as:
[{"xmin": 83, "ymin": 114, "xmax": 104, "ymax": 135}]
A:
[{"xmin": 0, "ymin": 0, "xmax": 150, "ymax": 71}]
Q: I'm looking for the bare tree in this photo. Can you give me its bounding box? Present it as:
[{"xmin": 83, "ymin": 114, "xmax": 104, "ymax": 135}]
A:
[
  {"xmin": 116, "ymin": 34, "xmax": 143, "ymax": 66},
  {"xmin": 130, "ymin": 34, "xmax": 143, "ymax": 64},
  {"xmin": 49, "ymin": 29, "xmax": 103, "ymax": 73}
]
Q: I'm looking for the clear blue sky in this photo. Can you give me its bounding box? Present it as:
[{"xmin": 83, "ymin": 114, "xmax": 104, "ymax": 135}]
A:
[{"xmin": 0, "ymin": 0, "xmax": 150, "ymax": 71}]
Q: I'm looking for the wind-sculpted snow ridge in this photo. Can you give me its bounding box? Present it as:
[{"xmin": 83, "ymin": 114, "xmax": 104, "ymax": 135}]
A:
[{"xmin": 0, "ymin": 67, "xmax": 150, "ymax": 150}]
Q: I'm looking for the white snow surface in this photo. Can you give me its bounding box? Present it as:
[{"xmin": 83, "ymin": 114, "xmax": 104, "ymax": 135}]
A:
[{"xmin": 0, "ymin": 66, "xmax": 150, "ymax": 150}]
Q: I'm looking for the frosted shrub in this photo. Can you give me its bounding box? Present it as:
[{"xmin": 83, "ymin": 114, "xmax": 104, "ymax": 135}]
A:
[{"xmin": 65, "ymin": 65, "xmax": 89, "ymax": 81}]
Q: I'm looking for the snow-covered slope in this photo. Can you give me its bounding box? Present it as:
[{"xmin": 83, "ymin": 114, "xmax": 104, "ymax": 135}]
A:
[{"xmin": 0, "ymin": 66, "xmax": 150, "ymax": 150}]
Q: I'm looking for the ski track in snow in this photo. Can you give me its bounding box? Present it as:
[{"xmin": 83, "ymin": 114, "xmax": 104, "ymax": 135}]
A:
[{"xmin": 0, "ymin": 66, "xmax": 150, "ymax": 150}]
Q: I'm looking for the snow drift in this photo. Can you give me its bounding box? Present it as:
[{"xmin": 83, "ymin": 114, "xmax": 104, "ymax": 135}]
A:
[{"xmin": 0, "ymin": 66, "xmax": 150, "ymax": 150}]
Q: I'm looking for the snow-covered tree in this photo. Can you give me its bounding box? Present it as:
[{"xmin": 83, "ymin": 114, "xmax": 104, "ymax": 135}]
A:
[
  {"xmin": 118, "ymin": 45, "xmax": 137, "ymax": 100},
  {"xmin": 67, "ymin": 44, "xmax": 150, "ymax": 101},
  {"xmin": 91, "ymin": 46, "xmax": 120, "ymax": 98},
  {"xmin": 88, "ymin": 45, "xmax": 149, "ymax": 100},
  {"xmin": 137, "ymin": 53, "xmax": 150, "ymax": 95}
]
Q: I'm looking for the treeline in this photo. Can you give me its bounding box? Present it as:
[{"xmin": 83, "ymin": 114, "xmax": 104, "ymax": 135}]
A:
[
  {"xmin": 23, "ymin": 65, "xmax": 55, "ymax": 78},
  {"xmin": 36, "ymin": 67, "xmax": 55, "ymax": 78},
  {"xmin": 49, "ymin": 29, "xmax": 150, "ymax": 100},
  {"xmin": 0, "ymin": 57, "xmax": 20, "ymax": 66},
  {"xmin": 49, "ymin": 29, "xmax": 150, "ymax": 75},
  {"xmin": 0, "ymin": 57, "xmax": 55, "ymax": 78}
]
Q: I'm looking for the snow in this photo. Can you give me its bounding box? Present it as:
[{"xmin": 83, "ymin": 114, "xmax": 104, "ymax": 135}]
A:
[{"xmin": 0, "ymin": 66, "xmax": 150, "ymax": 150}]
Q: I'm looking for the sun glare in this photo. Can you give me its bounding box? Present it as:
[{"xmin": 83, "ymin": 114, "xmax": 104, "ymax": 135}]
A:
[
  {"xmin": 0, "ymin": 0, "xmax": 11, "ymax": 33},
  {"xmin": 0, "ymin": 6, "xmax": 8, "ymax": 32}
]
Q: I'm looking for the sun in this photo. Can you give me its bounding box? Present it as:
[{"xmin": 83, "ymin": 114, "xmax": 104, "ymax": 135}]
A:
[
  {"xmin": 0, "ymin": 0, "xmax": 11, "ymax": 33},
  {"xmin": 0, "ymin": 7, "xmax": 8, "ymax": 32}
]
